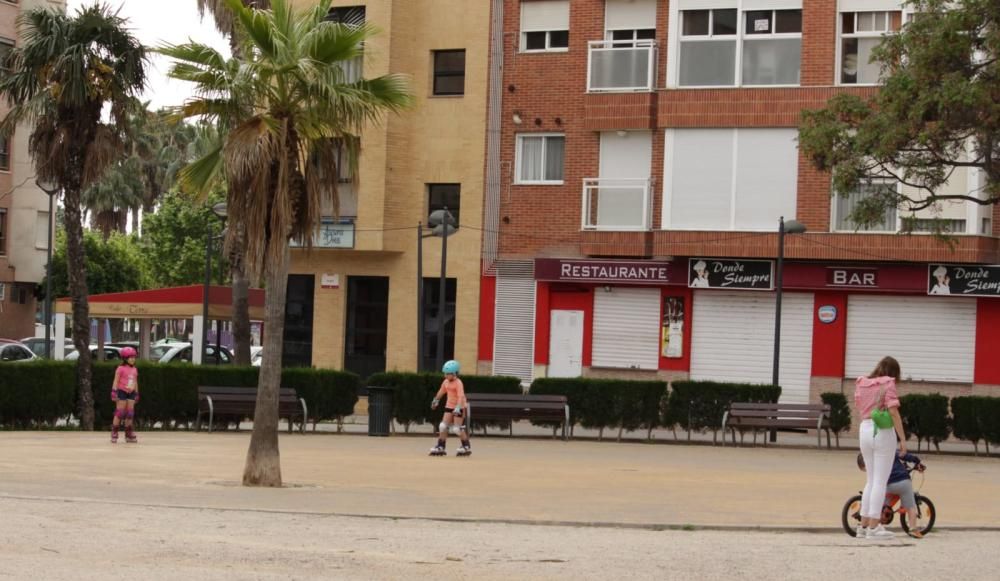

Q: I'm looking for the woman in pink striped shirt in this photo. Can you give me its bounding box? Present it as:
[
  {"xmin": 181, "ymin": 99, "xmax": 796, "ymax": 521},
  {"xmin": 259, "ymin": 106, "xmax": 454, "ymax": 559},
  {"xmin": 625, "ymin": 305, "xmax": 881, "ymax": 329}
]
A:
[{"xmin": 854, "ymin": 356, "xmax": 907, "ymax": 540}]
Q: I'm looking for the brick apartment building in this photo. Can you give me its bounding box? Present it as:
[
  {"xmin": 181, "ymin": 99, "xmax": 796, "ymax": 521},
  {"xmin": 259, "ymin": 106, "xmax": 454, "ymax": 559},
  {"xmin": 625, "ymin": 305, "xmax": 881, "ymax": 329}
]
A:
[{"xmin": 476, "ymin": 0, "xmax": 1000, "ymax": 403}]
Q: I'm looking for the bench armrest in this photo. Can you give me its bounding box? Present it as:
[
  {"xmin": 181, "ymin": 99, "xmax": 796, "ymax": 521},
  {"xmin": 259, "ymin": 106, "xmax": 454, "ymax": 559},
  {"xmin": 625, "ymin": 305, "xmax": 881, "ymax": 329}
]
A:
[{"xmin": 299, "ymin": 397, "xmax": 308, "ymax": 432}]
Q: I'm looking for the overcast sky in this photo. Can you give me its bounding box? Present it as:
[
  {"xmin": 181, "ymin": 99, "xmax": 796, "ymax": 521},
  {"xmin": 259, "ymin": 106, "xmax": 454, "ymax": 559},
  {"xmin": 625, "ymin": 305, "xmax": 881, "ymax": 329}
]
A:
[{"xmin": 66, "ymin": 0, "xmax": 231, "ymax": 110}]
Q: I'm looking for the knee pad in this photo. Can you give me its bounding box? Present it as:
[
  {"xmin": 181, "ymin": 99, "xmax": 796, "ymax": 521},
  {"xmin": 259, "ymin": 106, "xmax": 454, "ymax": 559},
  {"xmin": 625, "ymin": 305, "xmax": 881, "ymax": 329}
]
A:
[
  {"xmin": 439, "ymin": 422, "xmax": 449, "ymax": 434},
  {"xmin": 113, "ymin": 409, "xmax": 125, "ymax": 419},
  {"xmin": 125, "ymin": 410, "xmax": 135, "ymax": 419},
  {"xmin": 449, "ymin": 423, "xmax": 463, "ymax": 435}
]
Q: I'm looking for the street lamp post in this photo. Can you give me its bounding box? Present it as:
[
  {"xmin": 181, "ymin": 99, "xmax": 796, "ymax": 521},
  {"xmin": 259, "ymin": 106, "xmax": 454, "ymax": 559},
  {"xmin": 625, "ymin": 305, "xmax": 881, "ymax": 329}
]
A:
[
  {"xmin": 416, "ymin": 208, "xmax": 457, "ymax": 371},
  {"xmin": 201, "ymin": 203, "xmax": 228, "ymax": 364},
  {"xmin": 35, "ymin": 178, "xmax": 60, "ymax": 359},
  {"xmin": 772, "ymin": 216, "xmax": 807, "ymax": 441}
]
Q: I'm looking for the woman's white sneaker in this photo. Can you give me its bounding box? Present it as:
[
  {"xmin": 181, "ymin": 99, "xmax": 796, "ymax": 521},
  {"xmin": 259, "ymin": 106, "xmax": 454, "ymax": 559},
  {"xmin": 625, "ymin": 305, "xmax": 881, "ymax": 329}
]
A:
[
  {"xmin": 855, "ymin": 524, "xmax": 866, "ymax": 539},
  {"xmin": 866, "ymin": 524, "xmax": 895, "ymax": 540}
]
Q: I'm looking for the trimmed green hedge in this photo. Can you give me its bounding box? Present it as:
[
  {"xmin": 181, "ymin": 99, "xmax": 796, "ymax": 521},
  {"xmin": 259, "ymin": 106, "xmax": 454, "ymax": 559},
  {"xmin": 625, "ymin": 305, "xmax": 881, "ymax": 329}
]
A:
[
  {"xmin": 951, "ymin": 396, "xmax": 1000, "ymax": 455},
  {"xmin": 1, "ymin": 361, "xmax": 359, "ymax": 429},
  {"xmin": 529, "ymin": 378, "xmax": 667, "ymax": 440},
  {"xmin": 821, "ymin": 392, "xmax": 852, "ymax": 448},
  {"xmin": 899, "ymin": 393, "xmax": 952, "ymax": 452},
  {"xmin": 665, "ymin": 381, "xmax": 781, "ymax": 443},
  {"xmin": 366, "ymin": 372, "xmax": 522, "ymax": 432}
]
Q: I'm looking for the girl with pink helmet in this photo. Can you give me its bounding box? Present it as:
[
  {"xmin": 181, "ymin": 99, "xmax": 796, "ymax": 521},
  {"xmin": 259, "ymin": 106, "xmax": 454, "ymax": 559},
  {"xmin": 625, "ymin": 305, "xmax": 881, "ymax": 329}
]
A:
[{"xmin": 110, "ymin": 347, "xmax": 140, "ymax": 443}]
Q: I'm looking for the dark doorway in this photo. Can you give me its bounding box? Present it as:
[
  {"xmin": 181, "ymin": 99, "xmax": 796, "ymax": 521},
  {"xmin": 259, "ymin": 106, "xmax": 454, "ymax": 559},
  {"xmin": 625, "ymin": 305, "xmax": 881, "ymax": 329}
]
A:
[
  {"xmin": 344, "ymin": 276, "xmax": 389, "ymax": 379},
  {"xmin": 283, "ymin": 274, "xmax": 315, "ymax": 367},
  {"xmin": 421, "ymin": 277, "xmax": 456, "ymax": 372}
]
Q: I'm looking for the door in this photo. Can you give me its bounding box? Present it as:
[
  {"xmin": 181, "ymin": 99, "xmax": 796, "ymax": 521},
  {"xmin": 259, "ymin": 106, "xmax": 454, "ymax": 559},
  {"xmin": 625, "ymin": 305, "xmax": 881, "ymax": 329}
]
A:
[
  {"xmin": 283, "ymin": 274, "xmax": 315, "ymax": 368},
  {"xmin": 690, "ymin": 291, "xmax": 814, "ymax": 404},
  {"xmin": 549, "ymin": 310, "xmax": 584, "ymax": 377},
  {"xmin": 344, "ymin": 276, "xmax": 389, "ymax": 379}
]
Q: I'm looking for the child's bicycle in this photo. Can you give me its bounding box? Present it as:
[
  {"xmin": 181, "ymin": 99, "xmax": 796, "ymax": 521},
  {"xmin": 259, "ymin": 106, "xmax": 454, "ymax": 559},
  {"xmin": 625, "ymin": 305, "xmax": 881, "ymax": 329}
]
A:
[{"xmin": 841, "ymin": 460, "xmax": 936, "ymax": 538}]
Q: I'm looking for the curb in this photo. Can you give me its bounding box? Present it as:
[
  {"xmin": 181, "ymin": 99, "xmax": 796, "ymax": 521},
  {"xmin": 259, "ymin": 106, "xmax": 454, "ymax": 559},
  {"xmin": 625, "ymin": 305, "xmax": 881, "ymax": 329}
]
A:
[{"xmin": 3, "ymin": 493, "xmax": 999, "ymax": 534}]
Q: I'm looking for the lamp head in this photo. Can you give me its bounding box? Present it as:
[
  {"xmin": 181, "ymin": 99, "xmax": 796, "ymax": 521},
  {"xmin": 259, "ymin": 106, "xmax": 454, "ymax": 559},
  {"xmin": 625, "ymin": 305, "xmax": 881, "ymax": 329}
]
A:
[
  {"xmin": 35, "ymin": 177, "xmax": 59, "ymax": 196},
  {"xmin": 211, "ymin": 202, "xmax": 228, "ymax": 220},
  {"xmin": 783, "ymin": 218, "xmax": 807, "ymax": 234},
  {"xmin": 427, "ymin": 208, "xmax": 456, "ymax": 228}
]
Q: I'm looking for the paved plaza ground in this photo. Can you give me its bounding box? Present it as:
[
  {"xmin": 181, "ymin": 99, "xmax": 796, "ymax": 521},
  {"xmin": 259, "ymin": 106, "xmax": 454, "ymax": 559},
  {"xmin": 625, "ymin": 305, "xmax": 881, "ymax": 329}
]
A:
[{"xmin": 2, "ymin": 431, "xmax": 999, "ymax": 579}]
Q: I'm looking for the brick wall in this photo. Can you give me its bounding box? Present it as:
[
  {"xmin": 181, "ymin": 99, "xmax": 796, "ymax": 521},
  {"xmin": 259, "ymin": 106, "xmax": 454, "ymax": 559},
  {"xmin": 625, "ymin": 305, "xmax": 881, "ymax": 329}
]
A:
[{"xmin": 496, "ymin": 0, "xmax": 998, "ymax": 264}]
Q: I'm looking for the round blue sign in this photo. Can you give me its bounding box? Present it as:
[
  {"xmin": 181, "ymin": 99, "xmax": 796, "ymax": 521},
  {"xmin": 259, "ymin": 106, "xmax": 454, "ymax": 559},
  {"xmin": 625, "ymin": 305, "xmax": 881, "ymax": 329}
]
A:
[{"xmin": 818, "ymin": 305, "xmax": 838, "ymax": 324}]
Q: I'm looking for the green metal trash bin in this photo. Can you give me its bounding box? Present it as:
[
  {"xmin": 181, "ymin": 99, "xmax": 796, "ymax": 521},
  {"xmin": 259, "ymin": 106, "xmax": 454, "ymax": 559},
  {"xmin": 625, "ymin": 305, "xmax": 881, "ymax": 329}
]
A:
[{"xmin": 367, "ymin": 386, "xmax": 394, "ymax": 436}]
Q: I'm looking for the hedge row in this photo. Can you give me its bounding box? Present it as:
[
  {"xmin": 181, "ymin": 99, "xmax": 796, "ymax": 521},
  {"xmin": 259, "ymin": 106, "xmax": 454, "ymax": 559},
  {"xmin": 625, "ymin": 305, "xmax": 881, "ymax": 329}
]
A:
[
  {"xmin": 366, "ymin": 372, "xmax": 522, "ymax": 432},
  {"xmin": 530, "ymin": 378, "xmax": 667, "ymax": 440},
  {"xmin": 665, "ymin": 381, "xmax": 781, "ymax": 443},
  {"xmin": 0, "ymin": 361, "xmax": 359, "ymax": 430}
]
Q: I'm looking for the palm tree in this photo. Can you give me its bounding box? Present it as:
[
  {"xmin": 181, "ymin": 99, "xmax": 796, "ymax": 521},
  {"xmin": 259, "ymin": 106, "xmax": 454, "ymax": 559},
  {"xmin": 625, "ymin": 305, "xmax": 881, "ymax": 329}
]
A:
[
  {"xmin": 162, "ymin": 0, "xmax": 411, "ymax": 486},
  {"xmin": 195, "ymin": 0, "xmax": 271, "ymax": 367},
  {"xmin": 0, "ymin": 4, "xmax": 147, "ymax": 430},
  {"xmin": 82, "ymin": 155, "xmax": 145, "ymax": 239}
]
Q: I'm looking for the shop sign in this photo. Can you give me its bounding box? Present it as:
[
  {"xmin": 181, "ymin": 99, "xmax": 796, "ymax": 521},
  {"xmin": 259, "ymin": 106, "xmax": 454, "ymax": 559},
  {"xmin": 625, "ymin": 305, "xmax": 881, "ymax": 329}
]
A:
[
  {"xmin": 689, "ymin": 258, "xmax": 774, "ymax": 290},
  {"xmin": 291, "ymin": 220, "xmax": 355, "ymax": 249},
  {"xmin": 320, "ymin": 273, "xmax": 340, "ymax": 289},
  {"xmin": 827, "ymin": 267, "xmax": 878, "ymax": 288},
  {"xmin": 817, "ymin": 305, "xmax": 838, "ymax": 324},
  {"xmin": 535, "ymin": 259, "xmax": 674, "ymax": 284},
  {"xmin": 928, "ymin": 264, "xmax": 1000, "ymax": 297}
]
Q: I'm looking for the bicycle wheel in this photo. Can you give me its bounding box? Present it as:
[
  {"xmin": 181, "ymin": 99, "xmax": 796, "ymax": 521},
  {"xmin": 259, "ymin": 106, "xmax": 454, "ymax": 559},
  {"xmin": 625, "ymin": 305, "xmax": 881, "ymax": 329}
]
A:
[
  {"xmin": 901, "ymin": 495, "xmax": 936, "ymax": 537},
  {"xmin": 841, "ymin": 495, "xmax": 863, "ymax": 537}
]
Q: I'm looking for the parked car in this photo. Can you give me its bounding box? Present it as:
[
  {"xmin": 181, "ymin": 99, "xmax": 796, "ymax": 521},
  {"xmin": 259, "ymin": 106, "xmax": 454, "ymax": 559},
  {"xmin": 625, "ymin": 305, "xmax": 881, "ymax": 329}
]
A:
[
  {"xmin": 154, "ymin": 342, "xmax": 235, "ymax": 365},
  {"xmin": 65, "ymin": 346, "xmax": 125, "ymax": 361},
  {"xmin": 0, "ymin": 339, "xmax": 39, "ymax": 362},
  {"xmin": 19, "ymin": 337, "xmax": 75, "ymax": 358}
]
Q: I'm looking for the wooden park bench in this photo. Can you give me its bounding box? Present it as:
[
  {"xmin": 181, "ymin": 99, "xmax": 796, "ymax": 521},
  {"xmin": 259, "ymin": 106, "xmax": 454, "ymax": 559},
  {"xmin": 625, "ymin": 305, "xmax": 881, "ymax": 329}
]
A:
[
  {"xmin": 722, "ymin": 402, "xmax": 832, "ymax": 448},
  {"xmin": 195, "ymin": 386, "xmax": 308, "ymax": 433},
  {"xmin": 465, "ymin": 393, "xmax": 570, "ymax": 441}
]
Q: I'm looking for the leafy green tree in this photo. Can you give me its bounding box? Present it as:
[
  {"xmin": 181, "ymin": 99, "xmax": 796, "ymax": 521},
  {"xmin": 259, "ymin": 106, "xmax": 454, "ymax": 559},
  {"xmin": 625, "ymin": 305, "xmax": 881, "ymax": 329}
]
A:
[
  {"xmin": 799, "ymin": 0, "xmax": 1000, "ymax": 230},
  {"xmin": 0, "ymin": 4, "xmax": 147, "ymax": 429},
  {"xmin": 141, "ymin": 190, "xmax": 229, "ymax": 288},
  {"xmin": 161, "ymin": 0, "xmax": 411, "ymax": 486},
  {"xmin": 46, "ymin": 230, "xmax": 150, "ymax": 300}
]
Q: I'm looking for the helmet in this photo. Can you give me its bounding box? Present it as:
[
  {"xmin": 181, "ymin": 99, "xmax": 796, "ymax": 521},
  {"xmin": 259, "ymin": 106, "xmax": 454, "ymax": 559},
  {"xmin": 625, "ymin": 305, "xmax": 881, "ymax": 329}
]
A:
[
  {"xmin": 120, "ymin": 347, "xmax": 137, "ymax": 359},
  {"xmin": 442, "ymin": 360, "xmax": 460, "ymax": 374}
]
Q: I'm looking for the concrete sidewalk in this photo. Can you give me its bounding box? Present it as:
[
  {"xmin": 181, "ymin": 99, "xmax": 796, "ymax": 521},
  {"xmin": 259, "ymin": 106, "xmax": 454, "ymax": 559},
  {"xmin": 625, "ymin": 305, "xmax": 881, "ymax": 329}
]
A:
[{"xmin": 1, "ymin": 431, "xmax": 998, "ymax": 529}]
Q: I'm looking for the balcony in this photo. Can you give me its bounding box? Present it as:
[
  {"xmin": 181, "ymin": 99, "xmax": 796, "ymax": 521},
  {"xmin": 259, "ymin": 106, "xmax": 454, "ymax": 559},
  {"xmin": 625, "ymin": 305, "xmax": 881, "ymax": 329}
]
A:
[
  {"xmin": 582, "ymin": 178, "xmax": 652, "ymax": 231},
  {"xmin": 587, "ymin": 40, "xmax": 656, "ymax": 93},
  {"xmin": 291, "ymin": 218, "xmax": 356, "ymax": 249}
]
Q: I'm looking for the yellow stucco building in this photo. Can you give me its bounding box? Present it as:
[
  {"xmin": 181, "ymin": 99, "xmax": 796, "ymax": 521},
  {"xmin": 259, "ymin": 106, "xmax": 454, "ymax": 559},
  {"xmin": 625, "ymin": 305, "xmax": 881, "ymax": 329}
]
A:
[{"xmin": 286, "ymin": 1, "xmax": 488, "ymax": 376}]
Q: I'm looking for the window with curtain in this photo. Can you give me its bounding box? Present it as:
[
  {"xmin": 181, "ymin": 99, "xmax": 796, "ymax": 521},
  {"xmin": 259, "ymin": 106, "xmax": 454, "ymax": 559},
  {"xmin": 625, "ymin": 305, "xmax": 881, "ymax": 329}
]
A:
[
  {"xmin": 516, "ymin": 134, "xmax": 565, "ymax": 184},
  {"xmin": 840, "ymin": 11, "xmax": 902, "ymax": 84},
  {"xmin": 834, "ymin": 179, "xmax": 899, "ymax": 232}
]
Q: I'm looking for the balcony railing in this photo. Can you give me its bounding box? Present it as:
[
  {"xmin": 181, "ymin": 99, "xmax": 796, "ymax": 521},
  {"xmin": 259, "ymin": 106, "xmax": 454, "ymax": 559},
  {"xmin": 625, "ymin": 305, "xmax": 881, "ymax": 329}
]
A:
[
  {"xmin": 291, "ymin": 218, "xmax": 356, "ymax": 249},
  {"xmin": 587, "ymin": 40, "xmax": 656, "ymax": 92},
  {"xmin": 582, "ymin": 178, "xmax": 652, "ymax": 231}
]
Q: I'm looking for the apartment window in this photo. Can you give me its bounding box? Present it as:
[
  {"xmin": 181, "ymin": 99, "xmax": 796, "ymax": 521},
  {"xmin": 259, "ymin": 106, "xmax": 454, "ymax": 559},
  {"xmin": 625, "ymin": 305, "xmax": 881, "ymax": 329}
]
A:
[
  {"xmin": 678, "ymin": 9, "xmax": 737, "ymax": 86},
  {"xmin": 0, "ymin": 209, "xmax": 6, "ymax": 255},
  {"xmin": 742, "ymin": 9, "xmax": 802, "ymax": 85},
  {"xmin": 834, "ymin": 180, "xmax": 899, "ymax": 232},
  {"xmin": 609, "ymin": 29, "xmax": 656, "ymax": 44},
  {"xmin": 982, "ymin": 218, "xmax": 993, "ymax": 235},
  {"xmin": 325, "ymin": 5, "xmax": 365, "ymax": 26},
  {"xmin": 904, "ymin": 218, "xmax": 966, "ymax": 234},
  {"xmin": 0, "ymin": 136, "xmax": 9, "ymax": 171},
  {"xmin": 0, "ymin": 38, "xmax": 13, "ymax": 71},
  {"xmin": 520, "ymin": 0, "xmax": 570, "ymax": 52},
  {"xmin": 432, "ymin": 50, "xmax": 465, "ymax": 96},
  {"xmin": 678, "ymin": 6, "xmax": 801, "ymax": 86},
  {"xmin": 515, "ymin": 134, "xmax": 565, "ymax": 184},
  {"xmin": 664, "ymin": 129, "xmax": 798, "ymax": 230},
  {"xmin": 840, "ymin": 11, "xmax": 902, "ymax": 84},
  {"xmin": 428, "ymin": 184, "xmax": 461, "ymax": 228}
]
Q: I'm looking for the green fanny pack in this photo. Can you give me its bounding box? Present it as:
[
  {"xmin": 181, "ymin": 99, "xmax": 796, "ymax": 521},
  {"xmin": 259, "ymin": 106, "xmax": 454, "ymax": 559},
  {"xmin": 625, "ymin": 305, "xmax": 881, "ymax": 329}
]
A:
[{"xmin": 871, "ymin": 385, "xmax": 894, "ymax": 433}]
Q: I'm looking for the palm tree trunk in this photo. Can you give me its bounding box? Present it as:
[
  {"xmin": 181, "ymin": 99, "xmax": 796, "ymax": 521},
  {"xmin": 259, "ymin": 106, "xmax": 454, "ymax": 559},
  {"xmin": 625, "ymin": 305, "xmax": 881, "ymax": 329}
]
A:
[
  {"xmin": 230, "ymin": 222, "xmax": 252, "ymax": 366},
  {"xmin": 63, "ymin": 185, "xmax": 94, "ymax": 430},
  {"xmin": 242, "ymin": 241, "xmax": 289, "ymax": 487}
]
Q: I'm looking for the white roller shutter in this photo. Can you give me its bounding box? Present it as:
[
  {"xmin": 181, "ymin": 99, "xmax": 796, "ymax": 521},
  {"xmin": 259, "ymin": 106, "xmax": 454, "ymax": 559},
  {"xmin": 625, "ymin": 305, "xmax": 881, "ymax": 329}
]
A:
[
  {"xmin": 493, "ymin": 262, "xmax": 536, "ymax": 385},
  {"xmin": 605, "ymin": 0, "xmax": 657, "ymax": 30},
  {"xmin": 691, "ymin": 291, "xmax": 814, "ymax": 403},
  {"xmin": 521, "ymin": 0, "xmax": 570, "ymax": 31},
  {"xmin": 592, "ymin": 287, "xmax": 660, "ymax": 370},
  {"xmin": 845, "ymin": 296, "xmax": 975, "ymax": 383}
]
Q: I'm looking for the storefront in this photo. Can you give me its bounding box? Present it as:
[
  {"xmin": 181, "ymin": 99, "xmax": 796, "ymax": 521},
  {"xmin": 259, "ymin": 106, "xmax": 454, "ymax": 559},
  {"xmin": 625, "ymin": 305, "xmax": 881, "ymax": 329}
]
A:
[{"xmin": 481, "ymin": 257, "xmax": 1000, "ymax": 399}]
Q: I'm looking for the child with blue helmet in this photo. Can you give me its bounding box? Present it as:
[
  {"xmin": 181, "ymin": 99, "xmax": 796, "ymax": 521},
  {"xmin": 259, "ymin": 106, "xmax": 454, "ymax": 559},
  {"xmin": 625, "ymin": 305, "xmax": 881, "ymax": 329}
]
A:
[{"xmin": 429, "ymin": 360, "xmax": 470, "ymax": 456}]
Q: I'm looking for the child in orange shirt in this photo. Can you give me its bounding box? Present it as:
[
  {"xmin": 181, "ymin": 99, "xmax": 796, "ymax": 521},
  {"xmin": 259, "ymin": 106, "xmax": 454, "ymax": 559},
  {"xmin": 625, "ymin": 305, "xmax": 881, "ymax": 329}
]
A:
[{"xmin": 429, "ymin": 360, "xmax": 470, "ymax": 456}]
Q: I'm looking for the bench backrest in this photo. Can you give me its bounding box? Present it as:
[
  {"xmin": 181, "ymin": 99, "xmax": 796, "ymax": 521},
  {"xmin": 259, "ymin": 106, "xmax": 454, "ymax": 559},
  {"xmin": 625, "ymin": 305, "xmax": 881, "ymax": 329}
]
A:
[
  {"xmin": 728, "ymin": 402, "xmax": 830, "ymax": 418},
  {"xmin": 466, "ymin": 393, "xmax": 567, "ymax": 404},
  {"xmin": 198, "ymin": 386, "xmax": 299, "ymax": 402}
]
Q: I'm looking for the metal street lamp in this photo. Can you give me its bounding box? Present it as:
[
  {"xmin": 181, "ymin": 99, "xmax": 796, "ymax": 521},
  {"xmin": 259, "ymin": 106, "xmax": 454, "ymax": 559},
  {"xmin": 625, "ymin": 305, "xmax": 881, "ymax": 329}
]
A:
[
  {"xmin": 202, "ymin": 203, "xmax": 228, "ymax": 365},
  {"xmin": 416, "ymin": 208, "xmax": 457, "ymax": 372},
  {"xmin": 771, "ymin": 216, "xmax": 807, "ymax": 440},
  {"xmin": 35, "ymin": 177, "xmax": 60, "ymax": 359}
]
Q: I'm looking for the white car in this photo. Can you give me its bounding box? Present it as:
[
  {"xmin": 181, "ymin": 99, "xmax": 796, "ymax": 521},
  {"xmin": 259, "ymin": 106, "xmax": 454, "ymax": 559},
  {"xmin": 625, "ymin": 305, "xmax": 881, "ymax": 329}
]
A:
[
  {"xmin": 0, "ymin": 339, "xmax": 39, "ymax": 362},
  {"xmin": 251, "ymin": 346, "xmax": 263, "ymax": 367},
  {"xmin": 65, "ymin": 346, "xmax": 125, "ymax": 361},
  {"xmin": 153, "ymin": 342, "xmax": 235, "ymax": 365}
]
